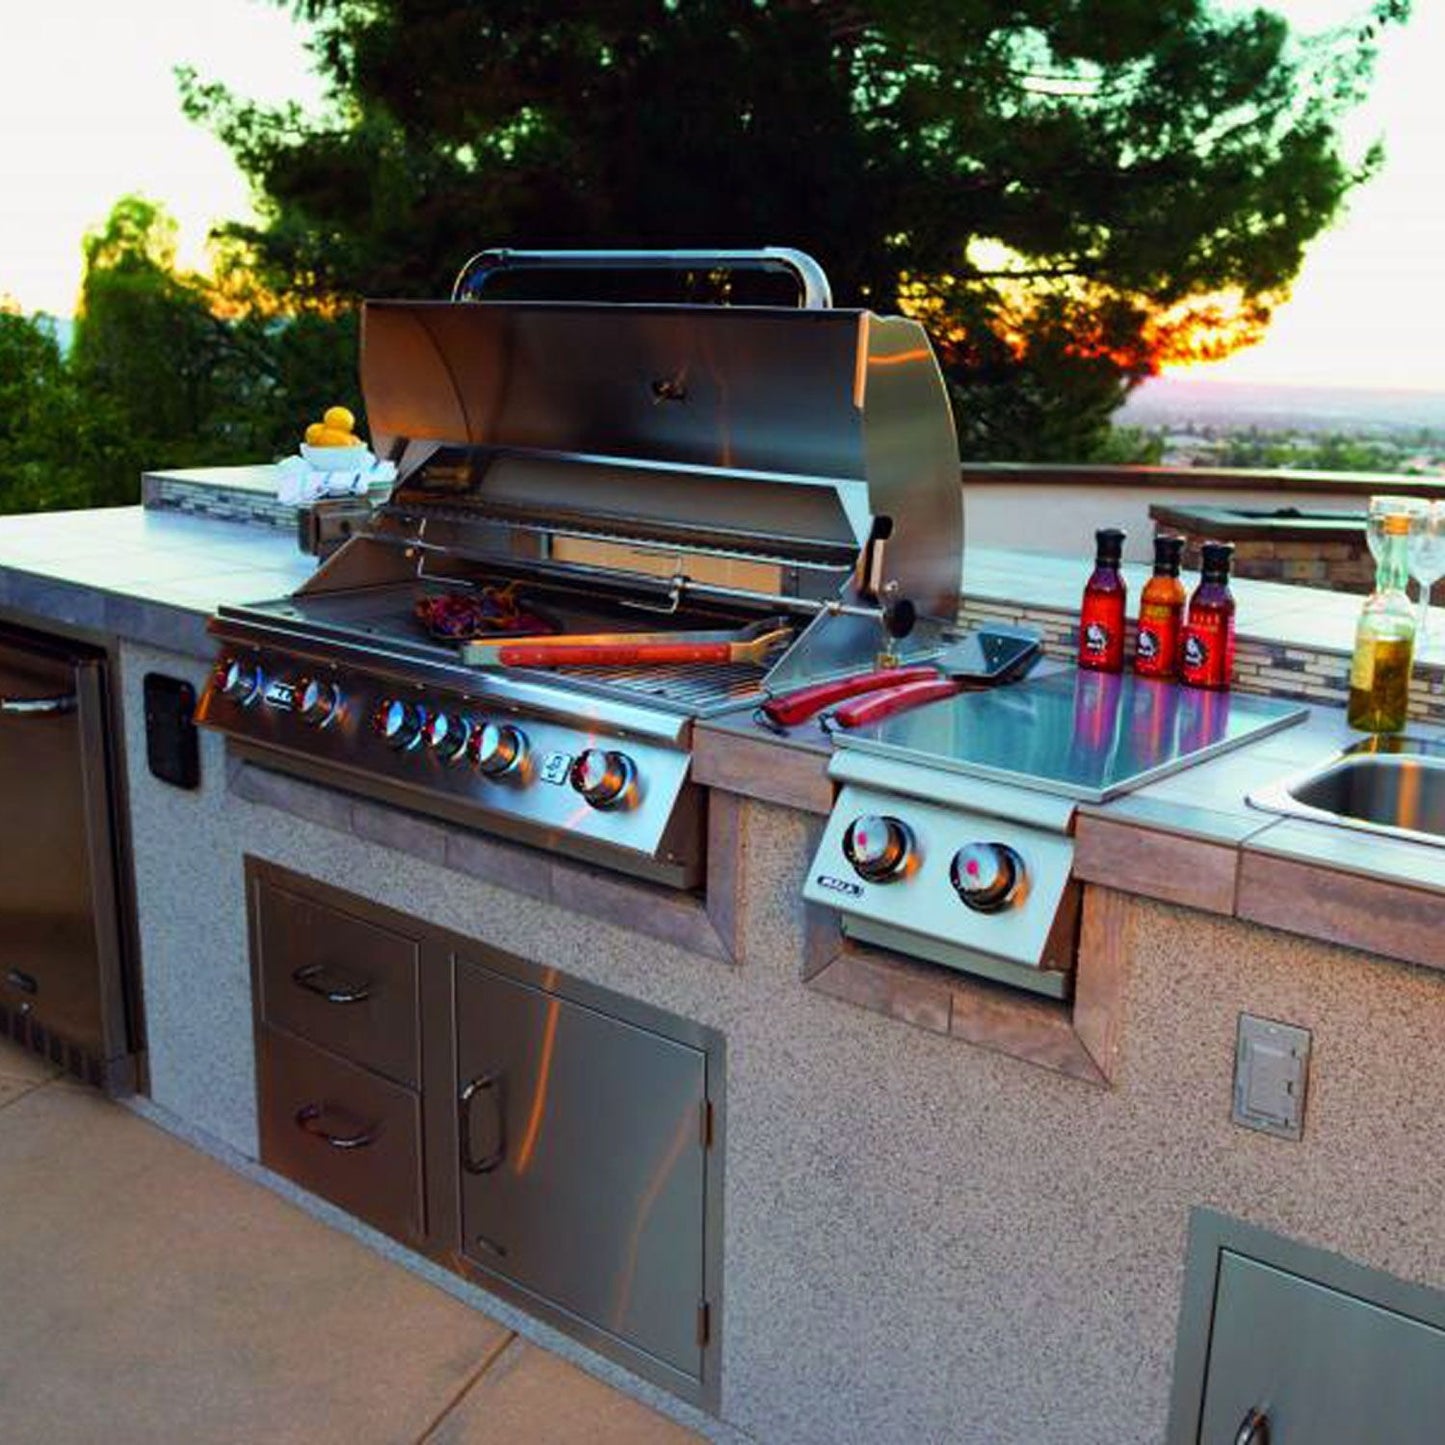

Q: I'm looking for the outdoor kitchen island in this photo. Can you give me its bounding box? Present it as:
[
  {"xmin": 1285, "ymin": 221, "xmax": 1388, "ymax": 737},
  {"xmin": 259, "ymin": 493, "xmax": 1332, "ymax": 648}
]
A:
[{"xmin": 2, "ymin": 491, "xmax": 1445, "ymax": 1445}]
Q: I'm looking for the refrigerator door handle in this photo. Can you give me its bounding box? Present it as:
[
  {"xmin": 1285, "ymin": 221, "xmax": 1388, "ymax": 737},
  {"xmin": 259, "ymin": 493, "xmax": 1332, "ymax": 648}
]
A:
[{"xmin": 0, "ymin": 692, "xmax": 78, "ymax": 717}]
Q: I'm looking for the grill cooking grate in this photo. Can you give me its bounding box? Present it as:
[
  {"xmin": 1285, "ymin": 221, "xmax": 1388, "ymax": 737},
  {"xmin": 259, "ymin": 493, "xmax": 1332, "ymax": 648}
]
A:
[{"xmin": 559, "ymin": 660, "xmax": 768, "ymax": 711}]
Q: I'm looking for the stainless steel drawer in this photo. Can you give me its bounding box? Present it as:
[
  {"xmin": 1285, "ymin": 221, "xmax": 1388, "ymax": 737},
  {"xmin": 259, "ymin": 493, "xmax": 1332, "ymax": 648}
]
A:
[
  {"xmin": 257, "ymin": 1023, "xmax": 424, "ymax": 1245},
  {"xmin": 255, "ymin": 881, "xmax": 420, "ymax": 1088}
]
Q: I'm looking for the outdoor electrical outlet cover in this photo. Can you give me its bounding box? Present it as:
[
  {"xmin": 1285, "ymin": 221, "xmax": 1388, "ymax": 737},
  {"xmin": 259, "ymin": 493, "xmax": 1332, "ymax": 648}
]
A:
[{"xmin": 1233, "ymin": 1014, "xmax": 1312, "ymax": 1141}]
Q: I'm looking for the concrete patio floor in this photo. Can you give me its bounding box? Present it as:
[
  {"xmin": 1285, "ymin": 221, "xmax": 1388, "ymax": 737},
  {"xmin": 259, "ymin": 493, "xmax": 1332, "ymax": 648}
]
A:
[{"xmin": 0, "ymin": 1038, "xmax": 702, "ymax": 1445}]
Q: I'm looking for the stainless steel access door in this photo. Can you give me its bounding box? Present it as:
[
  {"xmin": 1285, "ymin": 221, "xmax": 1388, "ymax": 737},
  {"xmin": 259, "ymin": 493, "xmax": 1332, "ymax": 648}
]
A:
[
  {"xmin": 1198, "ymin": 1251, "xmax": 1445, "ymax": 1442},
  {"xmin": 0, "ymin": 625, "xmax": 130, "ymax": 1079},
  {"xmin": 456, "ymin": 957, "xmax": 708, "ymax": 1384}
]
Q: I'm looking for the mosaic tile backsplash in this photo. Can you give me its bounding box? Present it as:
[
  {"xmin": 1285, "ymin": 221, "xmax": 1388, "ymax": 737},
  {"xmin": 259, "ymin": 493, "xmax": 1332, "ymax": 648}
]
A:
[{"xmin": 958, "ymin": 598, "xmax": 1445, "ymax": 728}]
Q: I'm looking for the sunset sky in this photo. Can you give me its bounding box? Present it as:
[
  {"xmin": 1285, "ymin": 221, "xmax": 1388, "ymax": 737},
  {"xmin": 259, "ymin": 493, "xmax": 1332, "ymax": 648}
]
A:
[{"xmin": 1, "ymin": 0, "xmax": 1440, "ymax": 392}]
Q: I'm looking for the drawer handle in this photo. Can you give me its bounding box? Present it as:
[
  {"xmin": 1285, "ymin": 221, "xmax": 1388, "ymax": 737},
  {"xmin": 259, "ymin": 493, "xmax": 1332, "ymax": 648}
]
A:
[
  {"xmin": 1235, "ymin": 1407, "xmax": 1270, "ymax": 1445},
  {"xmin": 459, "ymin": 1071, "xmax": 506, "ymax": 1174},
  {"xmin": 294, "ymin": 1102, "xmax": 380, "ymax": 1150},
  {"xmin": 291, "ymin": 962, "xmax": 373, "ymax": 1005}
]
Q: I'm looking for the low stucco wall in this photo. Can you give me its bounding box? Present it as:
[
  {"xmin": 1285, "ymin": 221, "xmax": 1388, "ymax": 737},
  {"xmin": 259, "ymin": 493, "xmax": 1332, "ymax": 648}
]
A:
[{"xmin": 120, "ymin": 637, "xmax": 1445, "ymax": 1445}]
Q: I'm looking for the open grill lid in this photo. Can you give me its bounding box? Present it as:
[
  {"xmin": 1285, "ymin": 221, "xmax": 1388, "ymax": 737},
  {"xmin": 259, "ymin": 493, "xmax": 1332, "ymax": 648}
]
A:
[{"xmin": 358, "ymin": 294, "xmax": 964, "ymax": 624}]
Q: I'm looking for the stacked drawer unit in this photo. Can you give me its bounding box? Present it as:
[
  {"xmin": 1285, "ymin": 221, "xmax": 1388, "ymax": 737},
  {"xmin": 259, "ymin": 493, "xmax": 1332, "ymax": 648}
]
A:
[{"xmin": 251, "ymin": 872, "xmax": 427, "ymax": 1247}]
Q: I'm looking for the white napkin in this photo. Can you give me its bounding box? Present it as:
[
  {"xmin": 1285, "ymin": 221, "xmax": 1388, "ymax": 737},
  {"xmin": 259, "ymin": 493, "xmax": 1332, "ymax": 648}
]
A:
[{"xmin": 275, "ymin": 454, "xmax": 398, "ymax": 505}]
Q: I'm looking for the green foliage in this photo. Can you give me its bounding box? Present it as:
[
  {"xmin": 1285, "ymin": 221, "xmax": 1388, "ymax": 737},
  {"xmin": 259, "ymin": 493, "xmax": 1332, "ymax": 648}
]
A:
[
  {"xmin": 181, "ymin": 0, "xmax": 1405, "ymax": 459},
  {"xmin": 0, "ymin": 197, "xmax": 361, "ymax": 517}
]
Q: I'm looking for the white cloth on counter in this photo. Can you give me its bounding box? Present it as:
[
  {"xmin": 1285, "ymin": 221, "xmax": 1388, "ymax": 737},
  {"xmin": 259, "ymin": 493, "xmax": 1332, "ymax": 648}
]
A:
[{"xmin": 275, "ymin": 454, "xmax": 398, "ymax": 504}]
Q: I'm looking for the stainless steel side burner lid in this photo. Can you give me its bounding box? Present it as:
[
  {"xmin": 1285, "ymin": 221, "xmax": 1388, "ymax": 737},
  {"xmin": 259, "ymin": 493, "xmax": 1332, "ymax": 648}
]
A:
[{"xmin": 804, "ymin": 671, "xmax": 1307, "ymax": 996}]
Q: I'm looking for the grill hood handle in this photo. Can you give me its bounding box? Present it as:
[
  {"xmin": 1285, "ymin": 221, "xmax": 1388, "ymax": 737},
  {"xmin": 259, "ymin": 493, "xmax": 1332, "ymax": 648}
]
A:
[{"xmin": 451, "ymin": 247, "xmax": 832, "ymax": 309}]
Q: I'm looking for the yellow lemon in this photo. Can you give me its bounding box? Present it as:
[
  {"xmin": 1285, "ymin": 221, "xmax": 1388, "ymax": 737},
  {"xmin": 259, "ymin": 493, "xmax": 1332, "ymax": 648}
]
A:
[
  {"xmin": 304, "ymin": 421, "xmax": 328, "ymax": 446},
  {"xmin": 323, "ymin": 405, "xmax": 355, "ymax": 433}
]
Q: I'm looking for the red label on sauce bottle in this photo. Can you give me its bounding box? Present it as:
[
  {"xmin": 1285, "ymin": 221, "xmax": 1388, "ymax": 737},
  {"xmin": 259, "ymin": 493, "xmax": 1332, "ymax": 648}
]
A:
[
  {"xmin": 1134, "ymin": 603, "xmax": 1182, "ymax": 678},
  {"xmin": 1179, "ymin": 613, "xmax": 1234, "ymax": 689},
  {"xmin": 1079, "ymin": 593, "xmax": 1126, "ymax": 671}
]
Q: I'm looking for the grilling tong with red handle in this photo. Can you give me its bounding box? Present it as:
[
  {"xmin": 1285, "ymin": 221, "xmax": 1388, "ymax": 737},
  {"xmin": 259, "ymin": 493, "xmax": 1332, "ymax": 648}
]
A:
[{"xmin": 758, "ymin": 625, "xmax": 1042, "ymax": 732}]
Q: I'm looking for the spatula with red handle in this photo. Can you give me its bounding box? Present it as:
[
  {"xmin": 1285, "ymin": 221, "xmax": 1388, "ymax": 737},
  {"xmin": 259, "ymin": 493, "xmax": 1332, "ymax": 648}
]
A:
[
  {"xmin": 495, "ymin": 626, "xmax": 794, "ymax": 669},
  {"xmin": 756, "ymin": 665, "xmax": 941, "ymax": 729},
  {"xmin": 759, "ymin": 624, "xmax": 1042, "ymax": 731}
]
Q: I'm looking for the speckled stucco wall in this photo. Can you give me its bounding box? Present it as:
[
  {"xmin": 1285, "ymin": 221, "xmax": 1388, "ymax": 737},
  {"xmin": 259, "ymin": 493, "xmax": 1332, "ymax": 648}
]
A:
[{"xmin": 118, "ymin": 642, "xmax": 1445, "ymax": 1445}]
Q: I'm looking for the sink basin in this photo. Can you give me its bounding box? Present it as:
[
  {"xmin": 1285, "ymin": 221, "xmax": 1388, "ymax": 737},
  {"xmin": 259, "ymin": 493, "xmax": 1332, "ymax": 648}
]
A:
[{"xmin": 1248, "ymin": 736, "xmax": 1445, "ymax": 847}]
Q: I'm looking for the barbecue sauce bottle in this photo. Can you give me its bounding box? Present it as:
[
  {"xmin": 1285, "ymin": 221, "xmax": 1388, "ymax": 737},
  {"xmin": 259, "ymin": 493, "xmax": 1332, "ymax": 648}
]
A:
[
  {"xmin": 1078, "ymin": 528, "xmax": 1127, "ymax": 672},
  {"xmin": 1134, "ymin": 534, "xmax": 1186, "ymax": 679},
  {"xmin": 1180, "ymin": 541, "xmax": 1236, "ymax": 690}
]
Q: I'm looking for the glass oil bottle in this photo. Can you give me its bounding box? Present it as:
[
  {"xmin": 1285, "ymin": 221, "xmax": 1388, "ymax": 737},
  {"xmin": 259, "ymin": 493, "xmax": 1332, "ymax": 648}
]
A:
[{"xmin": 1348, "ymin": 510, "xmax": 1416, "ymax": 733}]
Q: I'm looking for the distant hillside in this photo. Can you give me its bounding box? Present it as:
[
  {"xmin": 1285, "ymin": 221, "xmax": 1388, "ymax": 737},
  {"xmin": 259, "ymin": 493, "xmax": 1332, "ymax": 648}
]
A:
[{"xmin": 1120, "ymin": 377, "xmax": 1445, "ymax": 435}]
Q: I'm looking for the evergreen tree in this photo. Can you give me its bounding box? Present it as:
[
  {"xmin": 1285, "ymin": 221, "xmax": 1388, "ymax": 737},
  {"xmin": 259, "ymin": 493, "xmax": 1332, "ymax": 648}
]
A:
[{"xmin": 167, "ymin": 1, "xmax": 1400, "ymax": 458}]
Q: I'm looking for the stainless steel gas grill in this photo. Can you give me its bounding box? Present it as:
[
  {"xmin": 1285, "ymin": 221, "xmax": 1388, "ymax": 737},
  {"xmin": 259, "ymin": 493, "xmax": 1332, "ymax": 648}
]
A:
[{"xmin": 197, "ymin": 249, "xmax": 964, "ymax": 887}]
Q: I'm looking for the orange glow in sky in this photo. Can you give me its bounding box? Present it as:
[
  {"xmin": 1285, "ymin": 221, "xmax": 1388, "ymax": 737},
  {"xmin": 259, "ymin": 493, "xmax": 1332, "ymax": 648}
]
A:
[{"xmin": 0, "ymin": 0, "xmax": 1440, "ymax": 392}]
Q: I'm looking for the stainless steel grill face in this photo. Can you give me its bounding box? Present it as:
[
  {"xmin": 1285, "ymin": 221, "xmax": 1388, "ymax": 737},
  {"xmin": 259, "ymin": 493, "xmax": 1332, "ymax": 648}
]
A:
[{"xmin": 198, "ymin": 253, "xmax": 965, "ymax": 887}]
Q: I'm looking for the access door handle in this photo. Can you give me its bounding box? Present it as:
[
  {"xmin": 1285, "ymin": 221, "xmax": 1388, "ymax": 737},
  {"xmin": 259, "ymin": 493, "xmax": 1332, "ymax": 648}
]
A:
[
  {"xmin": 459, "ymin": 1071, "xmax": 506, "ymax": 1174},
  {"xmin": 1235, "ymin": 1407, "xmax": 1270, "ymax": 1445},
  {"xmin": 0, "ymin": 693, "xmax": 77, "ymax": 717}
]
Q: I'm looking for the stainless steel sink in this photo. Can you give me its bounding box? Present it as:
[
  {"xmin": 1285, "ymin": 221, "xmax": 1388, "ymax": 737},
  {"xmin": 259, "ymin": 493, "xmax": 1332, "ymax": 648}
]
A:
[{"xmin": 1248, "ymin": 736, "xmax": 1445, "ymax": 847}]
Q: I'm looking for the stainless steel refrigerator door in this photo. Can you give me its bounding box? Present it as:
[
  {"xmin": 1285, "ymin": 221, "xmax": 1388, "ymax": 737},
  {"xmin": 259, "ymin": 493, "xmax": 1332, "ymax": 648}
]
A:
[
  {"xmin": 0, "ymin": 631, "xmax": 126, "ymax": 1067},
  {"xmin": 456, "ymin": 956, "xmax": 708, "ymax": 1382}
]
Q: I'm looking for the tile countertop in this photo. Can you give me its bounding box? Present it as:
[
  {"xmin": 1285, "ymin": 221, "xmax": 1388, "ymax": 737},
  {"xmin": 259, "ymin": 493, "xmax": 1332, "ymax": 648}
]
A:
[
  {"xmin": 1, "ymin": 490, "xmax": 1439, "ymax": 968},
  {"xmin": 0, "ymin": 503, "xmax": 317, "ymax": 657}
]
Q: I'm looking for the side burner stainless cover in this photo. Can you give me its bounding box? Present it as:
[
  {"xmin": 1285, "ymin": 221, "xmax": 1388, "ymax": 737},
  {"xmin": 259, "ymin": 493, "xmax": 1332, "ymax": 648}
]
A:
[{"xmin": 804, "ymin": 670, "xmax": 1307, "ymax": 994}]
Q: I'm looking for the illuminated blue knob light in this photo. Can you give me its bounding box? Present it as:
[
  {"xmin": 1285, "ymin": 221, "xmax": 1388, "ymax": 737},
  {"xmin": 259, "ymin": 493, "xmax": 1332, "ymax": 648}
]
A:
[
  {"xmin": 472, "ymin": 722, "xmax": 527, "ymax": 777},
  {"xmin": 373, "ymin": 698, "xmax": 427, "ymax": 751},
  {"xmin": 220, "ymin": 656, "xmax": 263, "ymax": 705},
  {"xmin": 424, "ymin": 711, "xmax": 472, "ymax": 764}
]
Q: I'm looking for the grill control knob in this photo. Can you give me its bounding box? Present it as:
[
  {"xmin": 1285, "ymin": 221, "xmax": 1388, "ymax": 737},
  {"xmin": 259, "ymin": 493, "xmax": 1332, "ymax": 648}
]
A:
[
  {"xmin": 297, "ymin": 677, "xmax": 340, "ymax": 728},
  {"xmin": 373, "ymin": 698, "xmax": 427, "ymax": 751},
  {"xmin": 570, "ymin": 748, "xmax": 635, "ymax": 808},
  {"xmin": 950, "ymin": 843, "xmax": 1026, "ymax": 913},
  {"xmin": 842, "ymin": 815, "xmax": 914, "ymax": 882},
  {"xmin": 424, "ymin": 712, "xmax": 473, "ymax": 764},
  {"xmin": 471, "ymin": 722, "xmax": 527, "ymax": 777},
  {"xmin": 219, "ymin": 656, "xmax": 263, "ymax": 705}
]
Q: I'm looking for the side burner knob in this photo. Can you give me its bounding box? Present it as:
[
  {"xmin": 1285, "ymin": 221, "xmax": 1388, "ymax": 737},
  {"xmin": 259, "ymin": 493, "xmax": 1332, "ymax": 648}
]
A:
[
  {"xmin": 373, "ymin": 698, "xmax": 427, "ymax": 751},
  {"xmin": 842, "ymin": 815, "xmax": 914, "ymax": 882},
  {"xmin": 950, "ymin": 843, "xmax": 1026, "ymax": 913},
  {"xmin": 471, "ymin": 722, "xmax": 527, "ymax": 777},
  {"xmin": 219, "ymin": 656, "xmax": 263, "ymax": 705},
  {"xmin": 570, "ymin": 748, "xmax": 635, "ymax": 808},
  {"xmin": 297, "ymin": 677, "xmax": 340, "ymax": 728},
  {"xmin": 424, "ymin": 712, "xmax": 473, "ymax": 764}
]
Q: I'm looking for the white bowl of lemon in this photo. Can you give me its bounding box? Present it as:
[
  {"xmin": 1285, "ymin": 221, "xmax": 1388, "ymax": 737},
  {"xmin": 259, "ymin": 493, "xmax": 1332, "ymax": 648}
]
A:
[{"xmin": 299, "ymin": 406, "xmax": 373, "ymax": 470}]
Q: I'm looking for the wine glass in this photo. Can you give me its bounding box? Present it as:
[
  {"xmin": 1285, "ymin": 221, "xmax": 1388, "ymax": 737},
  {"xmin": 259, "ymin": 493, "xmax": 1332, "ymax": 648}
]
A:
[
  {"xmin": 1366, "ymin": 495, "xmax": 1424, "ymax": 564},
  {"xmin": 1407, "ymin": 500, "xmax": 1445, "ymax": 645}
]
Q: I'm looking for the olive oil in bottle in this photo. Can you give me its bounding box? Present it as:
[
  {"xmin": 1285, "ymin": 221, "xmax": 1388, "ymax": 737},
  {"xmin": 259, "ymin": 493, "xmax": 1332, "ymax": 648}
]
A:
[{"xmin": 1348, "ymin": 511, "xmax": 1416, "ymax": 733}]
